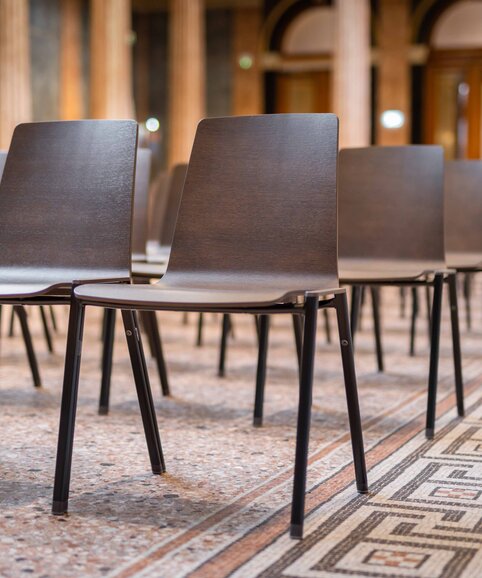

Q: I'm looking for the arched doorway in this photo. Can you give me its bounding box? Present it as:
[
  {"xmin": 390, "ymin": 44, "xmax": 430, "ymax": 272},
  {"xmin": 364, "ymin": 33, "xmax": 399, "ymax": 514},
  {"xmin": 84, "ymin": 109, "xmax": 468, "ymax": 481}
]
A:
[{"xmin": 424, "ymin": 1, "xmax": 482, "ymax": 158}]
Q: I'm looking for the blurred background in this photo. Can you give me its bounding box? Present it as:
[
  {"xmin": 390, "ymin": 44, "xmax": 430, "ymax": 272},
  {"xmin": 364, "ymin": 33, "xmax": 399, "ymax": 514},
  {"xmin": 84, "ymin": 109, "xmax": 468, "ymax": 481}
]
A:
[{"xmin": 0, "ymin": 0, "xmax": 481, "ymax": 179}]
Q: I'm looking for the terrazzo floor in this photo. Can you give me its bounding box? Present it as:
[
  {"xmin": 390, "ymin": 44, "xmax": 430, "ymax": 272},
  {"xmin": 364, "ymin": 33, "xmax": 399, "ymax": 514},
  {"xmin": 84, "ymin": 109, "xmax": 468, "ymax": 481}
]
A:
[{"xmin": 0, "ymin": 283, "xmax": 481, "ymax": 577}]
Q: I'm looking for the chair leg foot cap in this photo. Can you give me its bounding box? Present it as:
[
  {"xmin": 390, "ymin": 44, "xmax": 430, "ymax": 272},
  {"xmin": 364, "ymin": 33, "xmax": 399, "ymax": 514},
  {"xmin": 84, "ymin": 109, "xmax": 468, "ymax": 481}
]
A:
[
  {"xmin": 425, "ymin": 428, "xmax": 434, "ymax": 439},
  {"xmin": 458, "ymin": 409, "xmax": 465, "ymax": 417},
  {"xmin": 152, "ymin": 465, "xmax": 163, "ymax": 475},
  {"xmin": 253, "ymin": 417, "xmax": 263, "ymax": 427},
  {"xmin": 290, "ymin": 524, "xmax": 303, "ymax": 540},
  {"xmin": 357, "ymin": 486, "xmax": 369, "ymax": 494},
  {"xmin": 98, "ymin": 406, "xmax": 109, "ymax": 416},
  {"xmin": 52, "ymin": 501, "xmax": 68, "ymax": 515}
]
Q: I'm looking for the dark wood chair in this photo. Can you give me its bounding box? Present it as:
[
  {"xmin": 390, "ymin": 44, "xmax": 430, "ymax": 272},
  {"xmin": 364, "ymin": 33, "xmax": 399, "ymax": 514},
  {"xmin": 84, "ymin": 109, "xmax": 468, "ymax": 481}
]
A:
[
  {"xmin": 99, "ymin": 147, "xmax": 170, "ymax": 415},
  {"xmin": 337, "ymin": 146, "xmax": 463, "ymax": 438},
  {"xmin": 0, "ymin": 120, "xmax": 162, "ymax": 517},
  {"xmin": 54, "ymin": 114, "xmax": 367, "ymax": 539},
  {"xmin": 0, "ymin": 149, "xmax": 44, "ymax": 387}
]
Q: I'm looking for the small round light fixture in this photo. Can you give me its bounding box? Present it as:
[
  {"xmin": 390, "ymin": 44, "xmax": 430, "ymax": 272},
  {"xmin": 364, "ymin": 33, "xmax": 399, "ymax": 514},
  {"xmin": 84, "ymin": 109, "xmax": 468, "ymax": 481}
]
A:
[
  {"xmin": 145, "ymin": 117, "xmax": 160, "ymax": 133},
  {"xmin": 238, "ymin": 53, "xmax": 253, "ymax": 70},
  {"xmin": 380, "ymin": 109, "xmax": 405, "ymax": 130}
]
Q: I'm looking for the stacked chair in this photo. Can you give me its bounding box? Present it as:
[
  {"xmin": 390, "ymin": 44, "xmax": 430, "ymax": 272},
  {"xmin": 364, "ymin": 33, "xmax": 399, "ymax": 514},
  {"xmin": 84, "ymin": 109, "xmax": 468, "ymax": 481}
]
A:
[{"xmin": 52, "ymin": 114, "xmax": 368, "ymax": 539}]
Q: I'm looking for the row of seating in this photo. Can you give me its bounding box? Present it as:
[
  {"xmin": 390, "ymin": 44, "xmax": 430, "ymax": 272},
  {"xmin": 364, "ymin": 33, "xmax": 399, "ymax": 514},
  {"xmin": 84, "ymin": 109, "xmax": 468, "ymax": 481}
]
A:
[{"xmin": 0, "ymin": 114, "xmax": 479, "ymax": 540}]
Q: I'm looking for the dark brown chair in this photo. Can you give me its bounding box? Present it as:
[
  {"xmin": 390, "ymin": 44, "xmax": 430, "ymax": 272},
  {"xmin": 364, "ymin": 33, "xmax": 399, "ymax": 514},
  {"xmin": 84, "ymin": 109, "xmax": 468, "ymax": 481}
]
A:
[
  {"xmin": 54, "ymin": 114, "xmax": 367, "ymax": 539},
  {"xmin": 445, "ymin": 160, "xmax": 482, "ymax": 271},
  {"xmin": 445, "ymin": 160, "xmax": 482, "ymax": 331},
  {"xmin": 100, "ymin": 147, "xmax": 170, "ymax": 415},
  {"xmin": 0, "ymin": 149, "xmax": 44, "ymax": 387},
  {"xmin": 338, "ymin": 146, "xmax": 463, "ymax": 438},
  {"xmin": 131, "ymin": 148, "xmax": 153, "ymax": 262},
  {"xmin": 0, "ymin": 120, "xmax": 161, "ymax": 515}
]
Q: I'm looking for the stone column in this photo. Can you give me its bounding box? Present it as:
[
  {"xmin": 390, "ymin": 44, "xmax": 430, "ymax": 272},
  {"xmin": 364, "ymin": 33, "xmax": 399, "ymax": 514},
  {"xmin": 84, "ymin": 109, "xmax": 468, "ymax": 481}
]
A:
[
  {"xmin": 0, "ymin": 0, "xmax": 31, "ymax": 149},
  {"xmin": 232, "ymin": 7, "xmax": 262, "ymax": 116},
  {"xmin": 60, "ymin": 0, "xmax": 84, "ymax": 120},
  {"xmin": 376, "ymin": 0, "xmax": 411, "ymax": 145},
  {"xmin": 333, "ymin": 0, "xmax": 370, "ymax": 148},
  {"xmin": 168, "ymin": 0, "xmax": 205, "ymax": 167},
  {"xmin": 90, "ymin": 0, "xmax": 134, "ymax": 119}
]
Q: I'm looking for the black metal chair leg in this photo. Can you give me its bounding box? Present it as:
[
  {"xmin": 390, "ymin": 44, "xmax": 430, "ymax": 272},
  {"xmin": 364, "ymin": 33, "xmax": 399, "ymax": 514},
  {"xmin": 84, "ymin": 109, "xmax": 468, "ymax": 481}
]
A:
[
  {"xmin": 218, "ymin": 313, "xmax": 230, "ymax": 377},
  {"xmin": 121, "ymin": 309, "xmax": 165, "ymax": 474},
  {"xmin": 40, "ymin": 306, "xmax": 54, "ymax": 353},
  {"xmin": 463, "ymin": 273, "xmax": 471, "ymax": 331},
  {"xmin": 448, "ymin": 274, "xmax": 464, "ymax": 417},
  {"xmin": 52, "ymin": 296, "xmax": 85, "ymax": 514},
  {"xmin": 323, "ymin": 309, "xmax": 331, "ymax": 344},
  {"xmin": 409, "ymin": 287, "xmax": 418, "ymax": 357},
  {"xmin": 49, "ymin": 305, "xmax": 58, "ymax": 332},
  {"xmin": 370, "ymin": 287, "xmax": 384, "ymax": 372},
  {"xmin": 196, "ymin": 313, "xmax": 204, "ymax": 346},
  {"xmin": 14, "ymin": 306, "xmax": 42, "ymax": 388},
  {"xmin": 290, "ymin": 296, "xmax": 318, "ymax": 540},
  {"xmin": 253, "ymin": 315, "xmax": 270, "ymax": 427},
  {"xmin": 350, "ymin": 286, "xmax": 362, "ymax": 344},
  {"xmin": 145, "ymin": 310, "xmax": 170, "ymax": 397},
  {"xmin": 426, "ymin": 274, "xmax": 444, "ymax": 439},
  {"xmin": 400, "ymin": 287, "xmax": 406, "ymax": 319},
  {"xmin": 425, "ymin": 285, "xmax": 432, "ymax": 349},
  {"xmin": 292, "ymin": 314, "xmax": 303, "ymax": 373},
  {"xmin": 8, "ymin": 306, "xmax": 15, "ymax": 337},
  {"xmin": 99, "ymin": 308, "xmax": 116, "ymax": 415},
  {"xmin": 334, "ymin": 292, "xmax": 368, "ymax": 495}
]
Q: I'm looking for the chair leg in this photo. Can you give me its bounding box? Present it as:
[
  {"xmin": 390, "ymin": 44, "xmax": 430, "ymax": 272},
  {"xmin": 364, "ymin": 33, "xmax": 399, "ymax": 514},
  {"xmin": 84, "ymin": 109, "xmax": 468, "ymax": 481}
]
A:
[
  {"xmin": 139, "ymin": 310, "xmax": 157, "ymax": 358},
  {"xmin": 350, "ymin": 286, "xmax": 362, "ymax": 344},
  {"xmin": 409, "ymin": 288, "xmax": 418, "ymax": 357},
  {"xmin": 14, "ymin": 306, "xmax": 42, "ymax": 388},
  {"xmin": 52, "ymin": 297, "xmax": 85, "ymax": 514},
  {"xmin": 218, "ymin": 313, "xmax": 230, "ymax": 377},
  {"xmin": 323, "ymin": 309, "xmax": 331, "ymax": 344},
  {"xmin": 40, "ymin": 306, "xmax": 54, "ymax": 354},
  {"xmin": 121, "ymin": 309, "xmax": 165, "ymax": 474},
  {"xmin": 334, "ymin": 292, "xmax": 368, "ymax": 494},
  {"xmin": 290, "ymin": 296, "xmax": 318, "ymax": 540},
  {"xmin": 145, "ymin": 310, "xmax": 170, "ymax": 397},
  {"xmin": 425, "ymin": 285, "xmax": 432, "ymax": 339},
  {"xmin": 8, "ymin": 306, "xmax": 15, "ymax": 337},
  {"xmin": 370, "ymin": 287, "xmax": 384, "ymax": 372},
  {"xmin": 463, "ymin": 273, "xmax": 471, "ymax": 331},
  {"xmin": 448, "ymin": 274, "xmax": 464, "ymax": 417},
  {"xmin": 253, "ymin": 315, "xmax": 270, "ymax": 427},
  {"xmin": 196, "ymin": 313, "xmax": 204, "ymax": 347},
  {"xmin": 400, "ymin": 287, "xmax": 406, "ymax": 319},
  {"xmin": 99, "ymin": 308, "xmax": 116, "ymax": 415},
  {"xmin": 292, "ymin": 314, "xmax": 303, "ymax": 373},
  {"xmin": 426, "ymin": 274, "xmax": 444, "ymax": 439},
  {"xmin": 49, "ymin": 305, "xmax": 58, "ymax": 332}
]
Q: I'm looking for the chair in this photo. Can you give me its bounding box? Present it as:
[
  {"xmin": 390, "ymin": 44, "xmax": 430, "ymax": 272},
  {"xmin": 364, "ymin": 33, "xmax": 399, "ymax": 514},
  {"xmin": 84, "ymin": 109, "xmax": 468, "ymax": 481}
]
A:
[
  {"xmin": 337, "ymin": 146, "xmax": 463, "ymax": 438},
  {"xmin": 0, "ymin": 119, "xmax": 160, "ymax": 518},
  {"xmin": 100, "ymin": 148, "xmax": 170, "ymax": 415},
  {"xmin": 54, "ymin": 114, "xmax": 367, "ymax": 539},
  {"xmin": 0, "ymin": 149, "xmax": 43, "ymax": 387}
]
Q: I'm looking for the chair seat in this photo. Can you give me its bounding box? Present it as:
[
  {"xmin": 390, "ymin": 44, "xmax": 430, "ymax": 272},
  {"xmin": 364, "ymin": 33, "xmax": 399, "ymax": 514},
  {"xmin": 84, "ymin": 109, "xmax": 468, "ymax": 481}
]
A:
[
  {"xmin": 0, "ymin": 268, "xmax": 130, "ymax": 299},
  {"xmin": 131, "ymin": 262, "xmax": 168, "ymax": 278},
  {"xmin": 75, "ymin": 275, "xmax": 341, "ymax": 309},
  {"xmin": 446, "ymin": 251, "xmax": 482, "ymax": 271},
  {"xmin": 339, "ymin": 258, "xmax": 449, "ymax": 283}
]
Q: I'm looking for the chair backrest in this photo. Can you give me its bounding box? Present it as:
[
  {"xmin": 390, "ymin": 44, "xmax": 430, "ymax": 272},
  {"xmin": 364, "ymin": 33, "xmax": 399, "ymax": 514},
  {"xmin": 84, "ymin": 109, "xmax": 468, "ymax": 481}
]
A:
[
  {"xmin": 165, "ymin": 114, "xmax": 339, "ymax": 289},
  {"xmin": 148, "ymin": 169, "xmax": 170, "ymax": 243},
  {"xmin": 0, "ymin": 150, "xmax": 6, "ymax": 178},
  {"xmin": 445, "ymin": 160, "xmax": 482, "ymax": 255},
  {"xmin": 131, "ymin": 147, "xmax": 152, "ymax": 259},
  {"xmin": 0, "ymin": 120, "xmax": 138, "ymax": 283},
  {"xmin": 160, "ymin": 163, "xmax": 188, "ymax": 246},
  {"xmin": 338, "ymin": 146, "xmax": 445, "ymax": 262}
]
